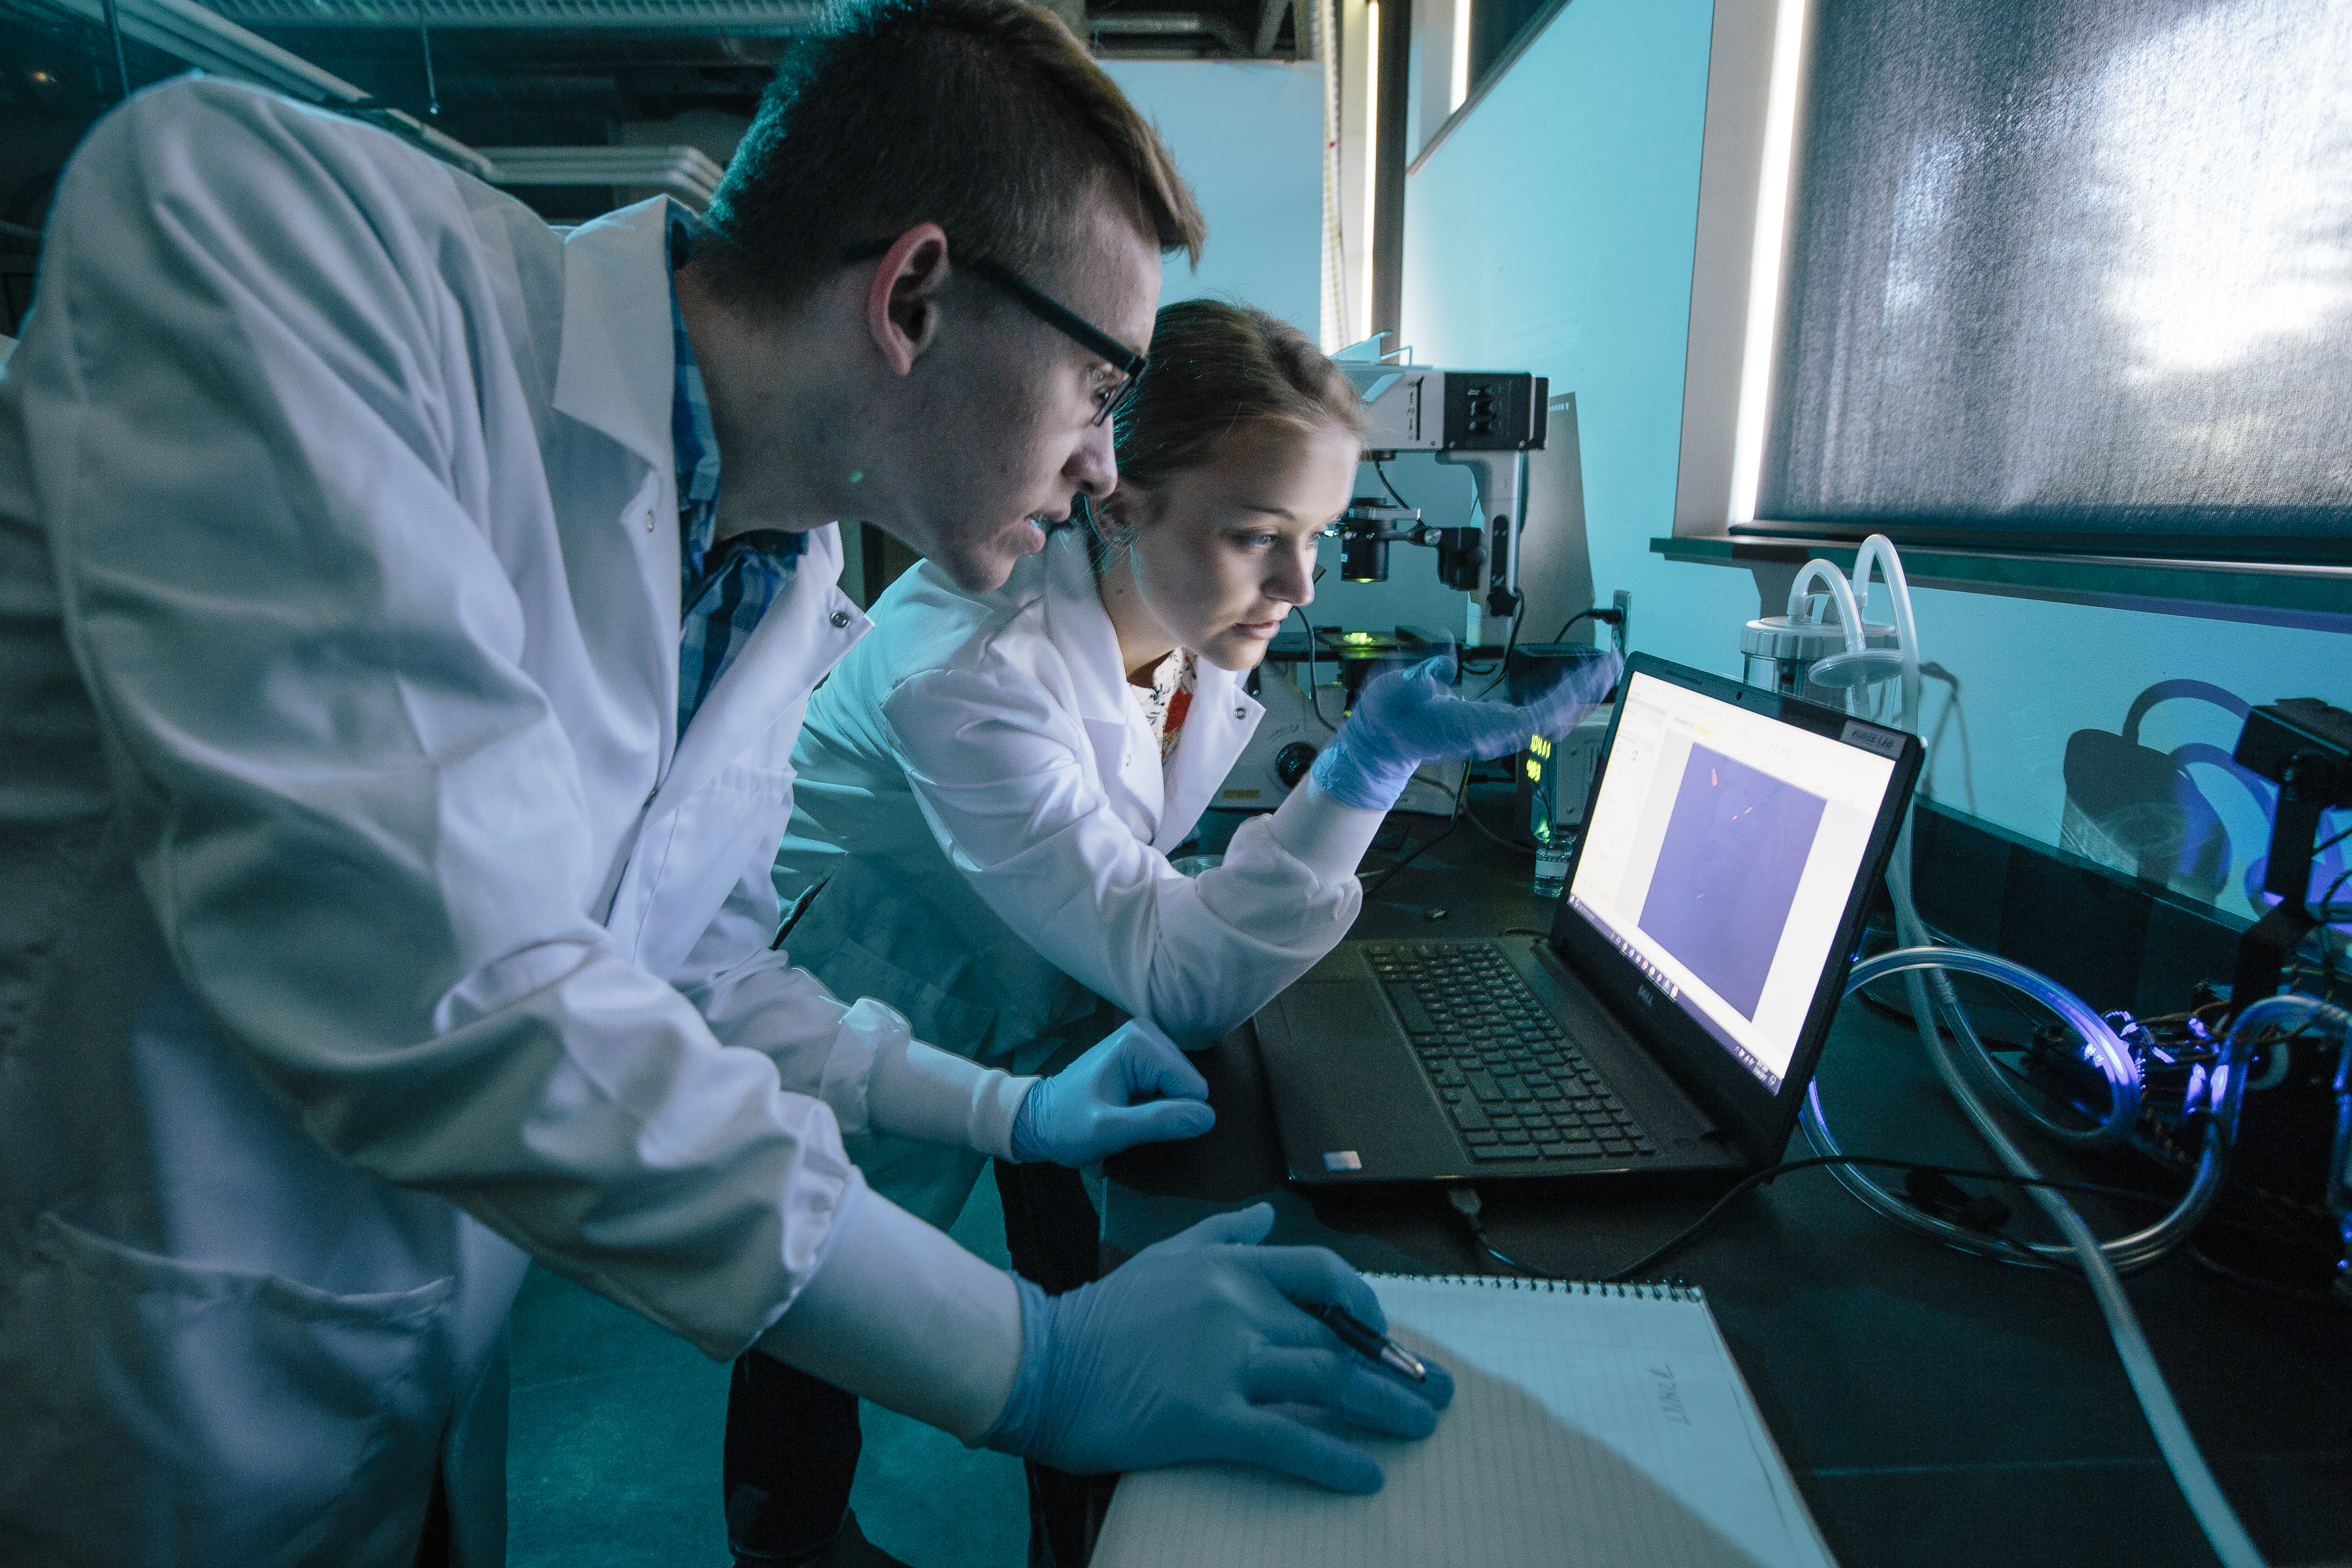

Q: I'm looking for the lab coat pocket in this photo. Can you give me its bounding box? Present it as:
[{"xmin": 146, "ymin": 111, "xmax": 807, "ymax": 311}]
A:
[
  {"xmin": 2, "ymin": 1214, "xmax": 456, "ymax": 1568},
  {"xmin": 622, "ymin": 759, "xmax": 797, "ymax": 980}
]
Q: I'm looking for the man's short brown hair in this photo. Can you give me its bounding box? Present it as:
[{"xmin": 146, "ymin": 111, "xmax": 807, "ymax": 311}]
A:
[{"xmin": 700, "ymin": 0, "xmax": 1206, "ymax": 310}]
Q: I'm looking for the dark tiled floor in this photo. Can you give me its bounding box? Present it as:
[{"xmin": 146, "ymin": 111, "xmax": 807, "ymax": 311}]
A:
[{"xmin": 509, "ymin": 1181, "xmax": 1031, "ymax": 1567}]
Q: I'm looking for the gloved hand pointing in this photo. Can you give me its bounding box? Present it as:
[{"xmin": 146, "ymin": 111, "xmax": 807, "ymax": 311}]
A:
[
  {"xmin": 982, "ymin": 1204, "xmax": 1454, "ymax": 1492},
  {"xmin": 1009, "ymin": 1019, "xmax": 1215, "ymax": 1166},
  {"xmin": 1310, "ymin": 649, "xmax": 1623, "ymax": 812}
]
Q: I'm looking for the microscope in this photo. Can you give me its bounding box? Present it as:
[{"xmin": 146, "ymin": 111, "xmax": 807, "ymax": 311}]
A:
[
  {"xmin": 1209, "ymin": 356, "xmax": 1551, "ymax": 819},
  {"xmin": 1330, "ymin": 357, "xmax": 1548, "ymax": 644},
  {"xmin": 1211, "ymin": 353, "xmax": 1618, "ymax": 826}
]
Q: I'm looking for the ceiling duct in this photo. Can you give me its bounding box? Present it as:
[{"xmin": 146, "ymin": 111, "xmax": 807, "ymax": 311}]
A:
[
  {"xmin": 33, "ymin": 0, "xmax": 495, "ymax": 176},
  {"xmin": 27, "ymin": 0, "xmax": 734, "ymax": 208},
  {"xmin": 200, "ymin": 0, "xmax": 820, "ymax": 29},
  {"xmin": 1250, "ymin": 0, "xmax": 1290, "ymax": 56},
  {"xmin": 1089, "ymin": 10, "xmax": 1249, "ymax": 54},
  {"xmin": 478, "ymin": 144, "xmax": 725, "ymax": 208}
]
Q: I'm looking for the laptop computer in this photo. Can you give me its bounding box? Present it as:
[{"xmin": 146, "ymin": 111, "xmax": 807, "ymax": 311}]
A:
[{"xmin": 1257, "ymin": 653, "xmax": 1922, "ymax": 1186}]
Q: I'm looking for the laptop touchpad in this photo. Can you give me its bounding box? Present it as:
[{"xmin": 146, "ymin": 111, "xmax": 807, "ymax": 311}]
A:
[{"xmin": 1258, "ymin": 983, "xmax": 1467, "ymax": 1183}]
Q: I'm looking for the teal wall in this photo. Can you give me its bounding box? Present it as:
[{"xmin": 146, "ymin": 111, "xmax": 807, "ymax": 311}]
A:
[
  {"xmin": 1396, "ymin": 0, "xmax": 2351, "ymax": 926},
  {"xmin": 1106, "ymin": 59, "xmax": 1485, "ymax": 640},
  {"xmin": 1402, "ymin": 0, "xmax": 1739, "ymax": 694},
  {"xmin": 1104, "ymin": 62, "xmax": 1324, "ymax": 336}
]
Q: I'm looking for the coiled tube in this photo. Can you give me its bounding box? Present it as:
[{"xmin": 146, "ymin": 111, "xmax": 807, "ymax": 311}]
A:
[
  {"xmin": 1801, "ymin": 945, "xmax": 2235, "ymax": 1274},
  {"xmin": 1804, "ymin": 947, "xmax": 2320, "ymax": 1568},
  {"xmin": 1781, "ymin": 532, "xmax": 2290, "ymax": 1565}
]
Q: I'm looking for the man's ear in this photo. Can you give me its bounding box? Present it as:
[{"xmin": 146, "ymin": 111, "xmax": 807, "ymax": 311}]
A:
[
  {"xmin": 862, "ymin": 223, "xmax": 953, "ymax": 377},
  {"xmin": 1096, "ymin": 482, "xmax": 1151, "ymax": 549}
]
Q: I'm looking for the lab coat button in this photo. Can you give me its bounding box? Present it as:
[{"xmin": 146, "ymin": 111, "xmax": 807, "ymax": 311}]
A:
[
  {"xmin": 1234, "ymin": 706, "xmax": 1246, "ymax": 719},
  {"xmin": 643, "ymin": 508, "xmax": 656, "ymax": 532},
  {"xmin": 830, "ymin": 610, "xmax": 850, "ymax": 628}
]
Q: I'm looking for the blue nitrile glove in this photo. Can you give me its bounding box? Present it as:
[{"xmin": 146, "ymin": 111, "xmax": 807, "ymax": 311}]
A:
[
  {"xmin": 981, "ymin": 1204, "xmax": 1455, "ymax": 1492},
  {"xmin": 1309, "ymin": 650, "xmax": 1624, "ymax": 811},
  {"xmin": 1009, "ymin": 1019, "xmax": 1217, "ymax": 1166}
]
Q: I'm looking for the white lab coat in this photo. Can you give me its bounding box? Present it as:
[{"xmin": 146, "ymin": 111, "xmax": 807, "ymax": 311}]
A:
[
  {"xmin": 0, "ymin": 80, "xmax": 1004, "ymax": 1568},
  {"xmin": 777, "ymin": 527, "xmax": 1368, "ymax": 1226}
]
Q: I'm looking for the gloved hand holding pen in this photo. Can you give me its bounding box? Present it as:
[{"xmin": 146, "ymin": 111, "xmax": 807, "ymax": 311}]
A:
[
  {"xmin": 1010, "ymin": 1018, "xmax": 1214, "ymax": 1166},
  {"xmin": 983, "ymin": 1203, "xmax": 1456, "ymax": 1492},
  {"xmin": 1309, "ymin": 649, "xmax": 1624, "ymax": 813}
]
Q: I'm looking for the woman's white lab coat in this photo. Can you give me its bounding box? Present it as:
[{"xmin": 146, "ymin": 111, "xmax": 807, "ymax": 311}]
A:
[
  {"xmin": 0, "ymin": 80, "xmax": 999, "ymax": 1567},
  {"xmin": 777, "ymin": 527, "xmax": 1369, "ymax": 1226}
]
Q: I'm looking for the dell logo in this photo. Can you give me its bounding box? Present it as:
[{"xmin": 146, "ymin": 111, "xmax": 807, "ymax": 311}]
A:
[{"xmin": 1637, "ymin": 985, "xmax": 1656, "ymax": 1007}]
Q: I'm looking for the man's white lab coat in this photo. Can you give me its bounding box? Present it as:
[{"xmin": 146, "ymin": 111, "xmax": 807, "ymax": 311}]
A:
[{"xmin": 0, "ymin": 79, "xmax": 1008, "ymax": 1567}]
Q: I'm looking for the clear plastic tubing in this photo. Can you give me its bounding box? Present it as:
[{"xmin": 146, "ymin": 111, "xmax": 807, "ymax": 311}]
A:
[{"xmin": 1818, "ymin": 946, "xmax": 2289, "ymax": 1568}]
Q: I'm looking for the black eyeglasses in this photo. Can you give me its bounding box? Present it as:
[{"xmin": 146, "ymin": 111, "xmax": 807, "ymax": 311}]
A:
[{"xmin": 840, "ymin": 237, "xmax": 1147, "ymax": 427}]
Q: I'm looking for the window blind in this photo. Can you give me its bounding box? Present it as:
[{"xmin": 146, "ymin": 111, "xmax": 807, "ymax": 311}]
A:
[{"xmin": 1753, "ymin": 0, "xmax": 2352, "ymax": 561}]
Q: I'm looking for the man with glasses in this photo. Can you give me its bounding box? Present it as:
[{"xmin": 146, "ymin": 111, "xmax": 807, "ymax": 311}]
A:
[
  {"xmin": 836, "ymin": 238, "xmax": 1151, "ymax": 430},
  {"xmin": 0, "ymin": 1, "xmax": 1450, "ymax": 1565}
]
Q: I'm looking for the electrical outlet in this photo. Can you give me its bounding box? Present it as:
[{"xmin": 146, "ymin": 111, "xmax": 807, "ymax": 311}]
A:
[{"xmin": 1611, "ymin": 589, "xmax": 1631, "ymax": 655}]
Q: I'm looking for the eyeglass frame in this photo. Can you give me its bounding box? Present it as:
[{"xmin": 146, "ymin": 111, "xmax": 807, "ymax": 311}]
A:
[{"xmin": 839, "ymin": 237, "xmax": 1147, "ymax": 427}]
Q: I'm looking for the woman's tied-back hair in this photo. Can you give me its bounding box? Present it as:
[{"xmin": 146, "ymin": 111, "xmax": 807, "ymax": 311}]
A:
[
  {"xmin": 1112, "ymin": 298, "xmax": 1365, "ymax": 499},
  {"xmin": 698, "ymin": 0, "xmax": 1204, "ymax": 311}
]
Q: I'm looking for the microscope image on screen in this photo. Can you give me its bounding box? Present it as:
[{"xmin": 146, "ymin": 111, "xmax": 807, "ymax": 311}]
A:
[{"xmin": 1636, "ymin": 744, "xmax": 1827, "ymax": 1020}]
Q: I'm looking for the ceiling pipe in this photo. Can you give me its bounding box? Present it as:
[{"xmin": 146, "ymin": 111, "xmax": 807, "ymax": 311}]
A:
[
  {"xmin": 476, "ymin": 144, "xmax": 726, "ymax": 208},
  {"xmin": 1251, "ymin": 0, "xmax": 1290, "ymax": 56},
  {"xmin": 1090, "ymin": 10, "xmax": 1250, "ymax": 55},
  {"xmin": 34, "ymin": 0, "xmax": 497, "ymax": 177},
  {"xmin": 199, "ymin": 0, "xmax": 821, "ymax": 29}
]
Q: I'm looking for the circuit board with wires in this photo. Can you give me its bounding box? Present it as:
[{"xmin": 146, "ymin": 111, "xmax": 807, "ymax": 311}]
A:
[{"xmin": 1854, "ymin": 933, "xmax": 2350, "ymax": 1304}]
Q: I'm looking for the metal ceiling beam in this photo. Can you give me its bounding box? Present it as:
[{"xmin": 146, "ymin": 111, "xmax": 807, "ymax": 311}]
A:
[
  {"xmin": 476, "ymin": 143, "xmax": 724, "ymax": 207},
  {"xmin": 200, "ymin": 0, "xmax": 821, "ymax": 29},
  {"xmin": 32, "ymin": 0, "xmax": 497, "ymax": 175},
  {"xmin": 1090, "ymin": 10, "xmax": 1247, "ymax": 54},
  {"xmin": 1250, "ymin": 0, "xmax": 1288, "ymax": 56}
]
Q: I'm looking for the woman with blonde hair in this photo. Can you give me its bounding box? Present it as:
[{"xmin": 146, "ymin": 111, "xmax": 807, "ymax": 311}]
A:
[{"xmin": 730, "ymin": 299, "xmax": 1609, "ymax": 1567}]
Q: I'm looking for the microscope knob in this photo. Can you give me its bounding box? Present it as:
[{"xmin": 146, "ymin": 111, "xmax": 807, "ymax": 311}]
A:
[{"xmin": 1275, "ymin": 742, "xmax": 1320, "ymax": 790}]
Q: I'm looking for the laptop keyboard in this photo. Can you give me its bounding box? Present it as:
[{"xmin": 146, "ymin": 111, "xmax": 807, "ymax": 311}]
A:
[{"xmin": 1365, "ymin": 942, "xmax": 1659, "ymax": 1164}]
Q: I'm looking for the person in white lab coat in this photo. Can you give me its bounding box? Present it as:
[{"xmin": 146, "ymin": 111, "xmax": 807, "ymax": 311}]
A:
[
  {"xmin": 751, "ymin": 299, "xmax": 1620, "ymax": 1565},
  {"xmin": 0, "ymin": 6, "xmax": 1460, "ymax": 1565},
  {"xmin": 773, "ymin": 301, "xmax": 1372, "ymax": 1224}
]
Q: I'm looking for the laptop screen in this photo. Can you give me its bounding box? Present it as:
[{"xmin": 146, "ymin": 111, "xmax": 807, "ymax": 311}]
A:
[{"xmin": 1563, "ymin": 670, "xmax": 1901, "ymax": 1094}]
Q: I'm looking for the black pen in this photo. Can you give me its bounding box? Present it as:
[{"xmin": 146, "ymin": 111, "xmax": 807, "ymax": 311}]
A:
[{"xmin": 1312, "ymin": 1303, "xmax": 1428, "ymax": 1382}]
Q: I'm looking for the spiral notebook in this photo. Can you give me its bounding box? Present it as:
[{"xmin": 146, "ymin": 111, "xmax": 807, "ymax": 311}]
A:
[{"xmin": 1091, "ymin": 1274, "xmax": 1837, "ymax": 1568}]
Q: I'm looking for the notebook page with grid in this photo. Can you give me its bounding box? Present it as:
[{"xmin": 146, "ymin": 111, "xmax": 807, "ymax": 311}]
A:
[{"xmin": 1090, "ymin": 1275, "xmax": 1836, "ymax": 1568}]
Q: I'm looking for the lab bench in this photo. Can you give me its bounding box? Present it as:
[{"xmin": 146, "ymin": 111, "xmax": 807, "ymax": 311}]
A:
[{"xmin": 1104, "ymin": 799, "xmax": 2352, "ymax": 1568}]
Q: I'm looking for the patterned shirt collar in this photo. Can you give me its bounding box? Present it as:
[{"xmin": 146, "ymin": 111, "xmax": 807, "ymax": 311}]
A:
[
  {"xmin": 668, "ymin": 207, "xmax": 806, "ymax": 582},
  {"xmin": 668, "ymin": 205, "xmax": 804, "ymax": 736},
  {"xmin": 1130, "ymin": 647, "xmax": 1198, "ymax": 764}
]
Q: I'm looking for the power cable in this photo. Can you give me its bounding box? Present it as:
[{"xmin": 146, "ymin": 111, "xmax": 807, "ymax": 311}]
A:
[
  {"xmin": 1361, "ymin": 766, "xmax": 1472, "ymax": 900},
  {"xmin": 1550, "ymin": 606, "xmax": 1624, "ymax": 644},
  {"xmin": 1443, "ymin": 1160, "xmax": 2178, "ymax": 1285},
  {"xmin": 1290, "ymin": 604, "xmax": 1338, "ymax": 732},
  {"xmin": 1472, "ymin": 595, "xmax": 1524, "ymax": 696},
  {"xmin": 1459, "ymin": 783, "xmax": 1535, "ymax": 856},
  {"xmin": 101, "ymin": 0, "xmax": 131, "ymax": 99},
  {"xmin": 419, "ymin": 11, "xmax": 442, "ymax": 116}
]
